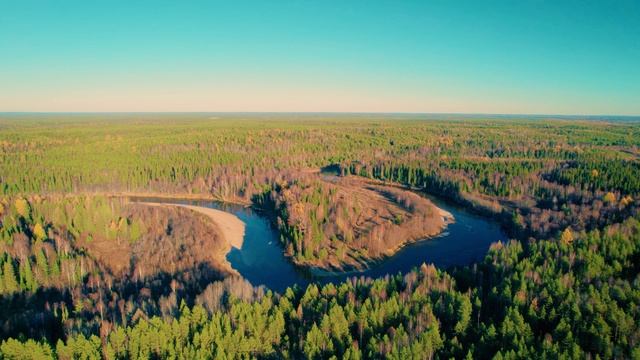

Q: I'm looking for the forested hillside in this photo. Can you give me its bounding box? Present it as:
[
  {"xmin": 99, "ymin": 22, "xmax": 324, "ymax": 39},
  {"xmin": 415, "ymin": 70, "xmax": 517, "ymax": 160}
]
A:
[{"xmin": 0, "ymin": 114, "xmax": 639, "ymax": 358}]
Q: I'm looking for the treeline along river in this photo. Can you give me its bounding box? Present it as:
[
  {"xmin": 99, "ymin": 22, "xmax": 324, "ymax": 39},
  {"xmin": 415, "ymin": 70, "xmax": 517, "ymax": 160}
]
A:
[{"xmin": 136, "ymin": 195, "xmax": 507, "ymax": 293}]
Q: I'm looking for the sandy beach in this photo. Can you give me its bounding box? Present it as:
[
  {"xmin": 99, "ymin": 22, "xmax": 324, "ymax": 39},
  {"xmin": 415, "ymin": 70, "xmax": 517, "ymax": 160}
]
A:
[{"xmin": 141, "ymin": 202, "xmax": 245, "ymax": 249}]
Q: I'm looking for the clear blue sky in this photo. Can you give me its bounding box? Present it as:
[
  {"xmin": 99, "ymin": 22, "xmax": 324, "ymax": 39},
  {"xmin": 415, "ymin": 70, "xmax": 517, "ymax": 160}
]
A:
[{"xmin": 1, "ymin": 0, "xmax": 638, "ymax": 114}]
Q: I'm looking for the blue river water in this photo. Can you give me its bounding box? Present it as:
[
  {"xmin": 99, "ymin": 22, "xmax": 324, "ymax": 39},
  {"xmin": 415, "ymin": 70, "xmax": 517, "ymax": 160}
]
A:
[{"xmin": 135, "ymin": 195, "xmax": 507, "ymax": 293}]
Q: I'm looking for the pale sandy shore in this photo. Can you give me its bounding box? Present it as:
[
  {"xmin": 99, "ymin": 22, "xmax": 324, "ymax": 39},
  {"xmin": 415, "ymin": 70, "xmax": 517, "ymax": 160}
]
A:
[
  {"xmin": 141, "ymin": 202, "xmax": 245, "ymax": 249},
  {"xmin": 438, "ymin": 208, "xmax": 455, "ymax": 224}
]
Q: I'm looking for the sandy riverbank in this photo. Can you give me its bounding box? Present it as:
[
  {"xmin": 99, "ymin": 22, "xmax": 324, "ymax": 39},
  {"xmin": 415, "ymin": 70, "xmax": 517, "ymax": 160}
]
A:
[
  {"xmin": 141, "ymin": 202, "xmax": 245, "ymax": 250},
  {"xmin": 438, "ymin": 208, "xmax": 455, "ymax": 224}
]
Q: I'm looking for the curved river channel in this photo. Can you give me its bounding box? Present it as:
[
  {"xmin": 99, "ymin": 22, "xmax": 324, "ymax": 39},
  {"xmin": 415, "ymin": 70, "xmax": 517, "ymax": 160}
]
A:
[{"xmin": 135, "ymin": 196, "xmax": 507, "ymax": 293}]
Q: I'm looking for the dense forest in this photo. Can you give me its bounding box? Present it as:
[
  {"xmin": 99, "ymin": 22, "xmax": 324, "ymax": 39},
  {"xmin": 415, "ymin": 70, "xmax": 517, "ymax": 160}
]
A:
[
  {"xmin": 2, "ymin": 217, "xmax": 638, "ymax": 358},
  {"xmin": 0, "ymin": 114, "xmax": 639, "ymax": 358}
]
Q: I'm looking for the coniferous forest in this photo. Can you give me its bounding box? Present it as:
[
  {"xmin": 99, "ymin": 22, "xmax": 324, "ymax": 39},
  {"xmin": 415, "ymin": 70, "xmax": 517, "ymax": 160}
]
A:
[{"xmin": 0, "ymin": 114, "xmax": 639, "ymax": 359}]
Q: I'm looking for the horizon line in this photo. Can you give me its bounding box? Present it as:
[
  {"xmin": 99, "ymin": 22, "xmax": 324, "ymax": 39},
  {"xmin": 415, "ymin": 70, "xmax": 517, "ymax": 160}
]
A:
[{"xmin": 1, "ymin": 111, "xmax": 639, "ymax": 118}]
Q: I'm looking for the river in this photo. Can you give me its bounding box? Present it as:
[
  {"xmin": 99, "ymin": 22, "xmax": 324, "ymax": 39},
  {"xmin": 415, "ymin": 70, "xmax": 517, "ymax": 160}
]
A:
[{"xmin": 134, "ymin": 195, "xmax": 507, "ymax": 293}]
